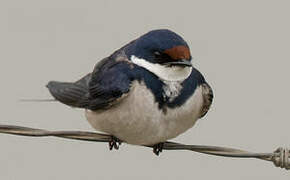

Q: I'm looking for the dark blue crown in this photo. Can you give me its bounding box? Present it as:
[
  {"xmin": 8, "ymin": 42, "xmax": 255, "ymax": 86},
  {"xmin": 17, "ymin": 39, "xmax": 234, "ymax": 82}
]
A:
[{"xmin": 125, "ymin": 29, "xmax": 189, "ymax": 62}]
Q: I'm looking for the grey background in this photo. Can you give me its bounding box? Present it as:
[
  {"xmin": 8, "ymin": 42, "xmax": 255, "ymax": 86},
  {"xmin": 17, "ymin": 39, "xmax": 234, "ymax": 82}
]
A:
[{"xmin": 0, "ymin": 0, "xmax": 289, "ymax": 179}]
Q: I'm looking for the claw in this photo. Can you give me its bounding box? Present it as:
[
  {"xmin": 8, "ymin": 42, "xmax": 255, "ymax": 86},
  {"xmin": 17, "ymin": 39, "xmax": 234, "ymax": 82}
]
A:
[
  {"xmin": 109, "ymin": 136, "xmax": 122, "ymax": 150},
  {"xmin": 153, "ymin": 143, "xmax": 164, "ymax": 156}
]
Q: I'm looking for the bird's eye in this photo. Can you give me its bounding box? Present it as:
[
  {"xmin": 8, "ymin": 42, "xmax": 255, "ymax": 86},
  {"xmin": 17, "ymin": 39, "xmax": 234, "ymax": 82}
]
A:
[{"xmin": 153, "ymin": 51, "xmax": 172, "ymax": 64}]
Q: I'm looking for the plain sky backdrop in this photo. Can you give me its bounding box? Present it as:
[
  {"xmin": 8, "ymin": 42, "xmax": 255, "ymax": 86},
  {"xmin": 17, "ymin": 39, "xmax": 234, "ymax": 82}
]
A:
[{"xmin": 0, "ymin": 0, "xmax": 289, "ymax": 179}]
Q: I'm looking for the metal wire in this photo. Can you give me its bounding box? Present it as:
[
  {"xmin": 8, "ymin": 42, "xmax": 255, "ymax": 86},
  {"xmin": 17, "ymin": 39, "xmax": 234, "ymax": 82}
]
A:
[{"xmin": 0, "ymin": 124, "xmax": 289, "ymax": 170}]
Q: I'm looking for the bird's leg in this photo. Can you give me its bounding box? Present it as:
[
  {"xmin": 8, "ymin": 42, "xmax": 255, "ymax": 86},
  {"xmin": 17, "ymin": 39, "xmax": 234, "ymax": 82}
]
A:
[
  {"xmin": 109, "ymin": 136, "xmax": 122, "ymax": 150},
  {"xmin": 153, "ymin": 142, "xmax": 164, "ymax": 156}
]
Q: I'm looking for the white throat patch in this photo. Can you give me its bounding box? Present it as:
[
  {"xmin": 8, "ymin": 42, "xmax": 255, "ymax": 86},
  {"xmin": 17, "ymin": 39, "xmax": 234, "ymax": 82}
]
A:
[
  {"xmin": 163, "ymin": 80, "xmax": 182, "ymax": 102},
  {"xmin": 131, "ymin": 55, "xmax": 192, "ymax": 82}
]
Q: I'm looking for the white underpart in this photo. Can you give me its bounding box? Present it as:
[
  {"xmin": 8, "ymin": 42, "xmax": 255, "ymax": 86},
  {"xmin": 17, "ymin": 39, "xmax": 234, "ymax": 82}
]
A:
[
  {"xmin": 85, "ymin": 82, "xmax": 204, "ymax": 145},
  {"xmin": 131, "ymin": 55, "xmax": 192, "ymax": 82}
]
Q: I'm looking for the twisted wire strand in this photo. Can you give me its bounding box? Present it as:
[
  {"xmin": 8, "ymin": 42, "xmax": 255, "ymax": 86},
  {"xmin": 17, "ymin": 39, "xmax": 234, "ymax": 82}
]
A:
[{"xmin": 0, "ymin": 124, "xmax": 288, "ymax": 170}]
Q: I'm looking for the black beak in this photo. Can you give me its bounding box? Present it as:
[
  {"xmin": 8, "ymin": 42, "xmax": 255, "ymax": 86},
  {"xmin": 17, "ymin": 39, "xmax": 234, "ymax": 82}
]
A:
[{"xmin": 162, "ymin": 59, "xmax": 192, "ymax": 67}]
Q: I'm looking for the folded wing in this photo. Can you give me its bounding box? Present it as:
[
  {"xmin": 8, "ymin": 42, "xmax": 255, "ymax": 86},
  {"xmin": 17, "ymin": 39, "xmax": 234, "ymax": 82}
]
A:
[
  {"xmin": 199, "ymin": 83, "xmax": 214, "ymax": 118},
  {"xmin": 47, "ymin": 57, "xmax": 133, "ymax": 110}
]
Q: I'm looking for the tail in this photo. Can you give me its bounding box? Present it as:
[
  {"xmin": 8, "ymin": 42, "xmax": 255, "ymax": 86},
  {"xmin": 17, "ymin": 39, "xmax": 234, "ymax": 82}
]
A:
[
  {"xmin": 46, "ymin": 73, "xmax": 91, "ymax": 108},
  {"xmin": 19, "ymin": 99, "xmax": 56, "ymax": 102}
]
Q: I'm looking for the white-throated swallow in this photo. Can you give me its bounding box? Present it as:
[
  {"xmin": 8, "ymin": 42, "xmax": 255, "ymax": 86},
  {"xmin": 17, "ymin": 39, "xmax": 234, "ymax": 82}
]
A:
[{"xmin": 47, "ymin": 29, "xmax": 213, "ymax": 155}]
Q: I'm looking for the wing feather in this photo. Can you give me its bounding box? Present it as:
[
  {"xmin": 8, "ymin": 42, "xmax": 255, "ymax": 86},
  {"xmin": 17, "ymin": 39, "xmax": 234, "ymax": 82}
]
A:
[
  {"xmin": 199, "ymin": 83, "xmax": 214, "ymax": 118},
  {"xmin": 47, "ymin": 55, "xmax": 133, "ymax": 110},
  {"xmin": 47, "ymin": 73, "xmax": 91, "ymax": 108}
]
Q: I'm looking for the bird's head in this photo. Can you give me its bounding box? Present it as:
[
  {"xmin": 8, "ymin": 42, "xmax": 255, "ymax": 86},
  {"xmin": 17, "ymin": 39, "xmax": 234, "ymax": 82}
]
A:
[{"xmin": 126, "ymin": 29, "xmax": 193, "ymax": 81}]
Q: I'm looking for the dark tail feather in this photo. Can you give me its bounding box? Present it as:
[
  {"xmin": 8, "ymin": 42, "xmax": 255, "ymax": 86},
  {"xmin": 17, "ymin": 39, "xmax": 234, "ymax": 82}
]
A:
[
  {"xmin": 46, "ymin": 74, "xmax": 91, "ymax": 108},
  {"xmin": 19, "ymin": 99, "xmax": 57, "ymax": 102}
]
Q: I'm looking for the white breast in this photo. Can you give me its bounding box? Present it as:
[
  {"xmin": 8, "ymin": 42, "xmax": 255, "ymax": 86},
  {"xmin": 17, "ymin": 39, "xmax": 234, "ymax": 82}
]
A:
[{"xmin": 85, "ymin": 81, "xmax": 204, "ymax": 145}]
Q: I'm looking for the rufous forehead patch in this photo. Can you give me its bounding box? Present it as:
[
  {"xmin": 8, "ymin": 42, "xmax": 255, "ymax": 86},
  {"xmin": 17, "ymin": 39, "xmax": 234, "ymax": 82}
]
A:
[{"xmin": 164, "ymin": 45, "xmax": 191, "ymax": 60}]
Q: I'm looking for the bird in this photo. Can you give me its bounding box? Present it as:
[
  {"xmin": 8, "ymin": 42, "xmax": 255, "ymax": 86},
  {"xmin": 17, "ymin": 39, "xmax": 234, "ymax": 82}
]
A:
[{"xmin": 47, "ymin": 29, "xmax": 213, "ymax": 155}]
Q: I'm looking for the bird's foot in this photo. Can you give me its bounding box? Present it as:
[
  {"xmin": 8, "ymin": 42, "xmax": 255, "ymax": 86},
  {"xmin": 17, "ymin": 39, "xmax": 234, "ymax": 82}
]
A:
[
  {"xmin": 109, "ymin": 136, "xmax": 122, "ymax": 150},
  {"xmin": 153, "ymin": 142, "xmax": 164, "ymax": 156}
]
